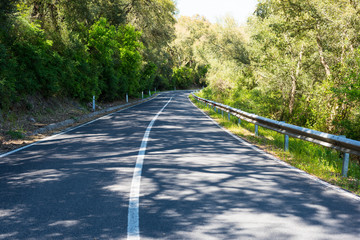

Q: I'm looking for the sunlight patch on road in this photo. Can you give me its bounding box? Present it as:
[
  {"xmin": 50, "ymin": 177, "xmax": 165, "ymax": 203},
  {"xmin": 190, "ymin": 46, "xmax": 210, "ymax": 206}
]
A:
[
  {"xmin": 6, "ymin": 169, "xmax": 67, "ymax": 186},
  {"xmin": 49, "ymin": 220, "xmax": 80, "ymax": 227}
]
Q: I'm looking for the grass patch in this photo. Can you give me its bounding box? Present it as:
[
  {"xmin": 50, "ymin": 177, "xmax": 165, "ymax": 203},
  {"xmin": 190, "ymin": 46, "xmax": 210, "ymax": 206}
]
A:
[
  {"xmin": 190, "ymin": 95, "xmax": 360, "ymax": 195},
  {"xmin": 6, "ymin": 130, "xmax": 25, "ymax": 139}
]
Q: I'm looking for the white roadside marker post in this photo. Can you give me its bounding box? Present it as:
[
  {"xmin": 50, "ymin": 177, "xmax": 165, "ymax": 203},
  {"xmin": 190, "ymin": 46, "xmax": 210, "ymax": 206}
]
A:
[{"xmin": 92, "ymin": 96, "xmax": 95, "ymax": 112}]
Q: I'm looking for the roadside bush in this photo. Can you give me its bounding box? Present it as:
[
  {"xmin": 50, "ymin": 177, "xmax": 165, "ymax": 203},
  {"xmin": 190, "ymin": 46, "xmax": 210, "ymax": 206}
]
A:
[
  {"xmin": 0, "ymin": 43, "xmax": 17, "ymax": 110},
  {"xmin": 140, "ymin": 62, "xmax": 157, "ymax": 91},
  {"xmin": 172, "ymin": 66, "xmax": 194, "ymax": 89},
  {"xmin": 87, "ymin": 18, "xmax": 143, "ymax": 101},
  {"xmin": 0, "ymin": 11, "xmax": 147, "ymax": 111}
]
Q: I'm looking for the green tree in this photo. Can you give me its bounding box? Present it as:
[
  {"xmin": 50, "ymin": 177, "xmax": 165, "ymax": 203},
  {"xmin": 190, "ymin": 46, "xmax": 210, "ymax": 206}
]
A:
[
  {"xmin": 170, "ymin": 15, "xmax": 212, "ymax": 88},
  {"xmin": 87, "ymin": 18, "xmax": 142, "ymax": 100},
  {"xmin": 125, "ymin": 0, "xmax": 177, "ymax": 80}
]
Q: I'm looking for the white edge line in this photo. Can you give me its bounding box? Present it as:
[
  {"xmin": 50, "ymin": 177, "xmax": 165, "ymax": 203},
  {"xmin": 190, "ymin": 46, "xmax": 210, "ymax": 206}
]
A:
[
  {"xmin": 0, "ymin": 95, "xmax": 160, "ymax": 158},
  {"xmin": 127, "ymin": 96, "xmax": 173, "ymax": 240},
  {"xmin": 188, "ymin": 94, "xmax": 360, "ymax": 202}
]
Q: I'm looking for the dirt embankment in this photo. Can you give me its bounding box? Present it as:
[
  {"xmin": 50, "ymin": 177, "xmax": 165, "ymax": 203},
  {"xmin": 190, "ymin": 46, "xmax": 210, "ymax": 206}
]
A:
[{"xmin": 0, "ymin": 95, "xmax": 147, "ymax": 154}]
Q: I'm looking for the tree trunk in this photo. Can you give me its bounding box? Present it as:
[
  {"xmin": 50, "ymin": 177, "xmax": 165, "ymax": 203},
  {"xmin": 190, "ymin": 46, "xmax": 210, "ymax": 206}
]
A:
[
  {"xmin": 288, "ymin": 46, "xmax": 304, "ymax": 115},
  {"xmin": 289, "ymin": 74, "xmax": 297, "ymax": 115},
  {"xmin": 316, "ymin": 35, "xmax": 331, "ymax": 77},
  {"xmin": 31, "ymin": 1, "xmax": 44, "ymax": 24},
  {"xmin": 49, "ymin": 2, "xmax": 59, "ymax": 31}
]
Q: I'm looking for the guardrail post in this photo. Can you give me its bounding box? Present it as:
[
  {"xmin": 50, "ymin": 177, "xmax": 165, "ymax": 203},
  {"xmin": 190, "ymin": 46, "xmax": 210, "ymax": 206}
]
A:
[
  {"xmin": 92, "ymin": 95, "xmax": 95, "ymax": 112},
  {"xmin": 285, "ymin": 135, "xmax": 289, "ymax": 152},
  {"xmin": 255, "ymin": 124, "xmax": 259, "ymax": 136},
  {"xmin": 149, "ymin": 90, "xmax": 151, "ymax": 97},
  {"xmin": 341, "ymin": 135, "xmax": 350, "ymax": 177},
  {"xmin": 228, "ymin": 112, "xmax": 231, "ymax": 121},
  {"xmin": 142, "ymin": 91, "xmax": 144, "ymax": 99},
  {"xmin": 342, "ymin": 153, "xmax": 350, "ymax": 177},
  {"xmin": 281, "ymin": 121, "xmax": 289, "ymax": 152},
  {"xmin": 222, "ymin": 110, "xmax": 224, "ymax": 118},
  {"xmin": 126, "ymin": 93, "xmax": 128, "ymax": 103}
]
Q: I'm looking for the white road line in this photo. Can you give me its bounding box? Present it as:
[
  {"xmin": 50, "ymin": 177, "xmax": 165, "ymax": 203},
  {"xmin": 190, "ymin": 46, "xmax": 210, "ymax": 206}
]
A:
[
  {"xmin": 189, "ymin": 95, "xmax": 360, "ymax": 202},
  {"xmin": 127, "ymin": 97, "xmax": 173, "ymax": 240}
]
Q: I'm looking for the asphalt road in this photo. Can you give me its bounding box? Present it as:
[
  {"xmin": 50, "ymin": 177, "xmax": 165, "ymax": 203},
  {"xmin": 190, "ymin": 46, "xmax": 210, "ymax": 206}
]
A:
[{"xmin": 1, "ymin": 91, "xmax": 360, "ymax": 240}]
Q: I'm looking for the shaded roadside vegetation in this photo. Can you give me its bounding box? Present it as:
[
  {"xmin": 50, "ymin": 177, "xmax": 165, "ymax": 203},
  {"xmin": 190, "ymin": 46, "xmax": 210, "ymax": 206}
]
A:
[
  {"xmin": 0, "ymin": 0, "xmax": 208, "ymax": 143},
  {"xmin": 0, "ymin": 0, "xmax": 207, "ymax": 115}
]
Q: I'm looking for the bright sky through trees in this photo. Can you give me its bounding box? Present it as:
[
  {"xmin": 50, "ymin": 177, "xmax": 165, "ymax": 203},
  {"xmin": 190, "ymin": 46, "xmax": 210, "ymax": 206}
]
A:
[{"xmin": 176, "ymin": 0, "xmax": 258, "ymax": 24}]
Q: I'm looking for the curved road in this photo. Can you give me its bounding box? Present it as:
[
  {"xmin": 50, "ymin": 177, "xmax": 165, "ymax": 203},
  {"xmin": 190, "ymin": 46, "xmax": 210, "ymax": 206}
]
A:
[{"xmin": 1, "ymin": 91, "xmax": 360, "ymax": 239}]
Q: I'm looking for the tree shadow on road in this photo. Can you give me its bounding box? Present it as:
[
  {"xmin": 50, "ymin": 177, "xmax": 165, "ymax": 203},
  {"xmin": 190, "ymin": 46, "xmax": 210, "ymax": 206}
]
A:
[
  {"xmin": 139, "ymin": 95, "xmax": 360, "ymax": 239},
  {"xmin": 0, "ymin": 97, "xmax": 174, "ymax": 240}
]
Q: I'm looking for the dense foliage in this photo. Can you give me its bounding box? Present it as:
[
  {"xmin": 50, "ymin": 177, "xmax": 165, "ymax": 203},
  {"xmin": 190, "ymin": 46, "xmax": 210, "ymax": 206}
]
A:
[
  {"xmin": 180, "ymin": 1, "xmax": 360, "ymax": 141},
  {"xmin": 0, "ymin": 0, "xmax": 178, "ymax": 111}
]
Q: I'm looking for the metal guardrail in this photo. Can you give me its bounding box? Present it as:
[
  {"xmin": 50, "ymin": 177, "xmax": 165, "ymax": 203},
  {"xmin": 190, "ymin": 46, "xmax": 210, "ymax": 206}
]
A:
[{"xmin": 192, "ymin": 93, "xmax": 360, "ymax": 177}]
